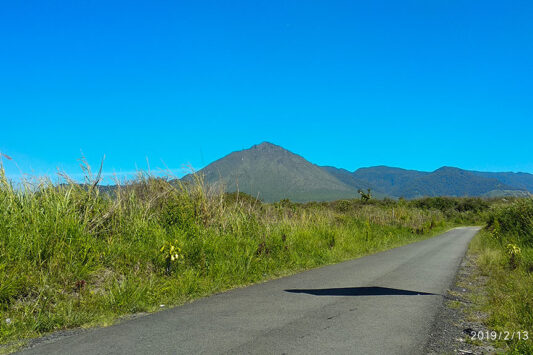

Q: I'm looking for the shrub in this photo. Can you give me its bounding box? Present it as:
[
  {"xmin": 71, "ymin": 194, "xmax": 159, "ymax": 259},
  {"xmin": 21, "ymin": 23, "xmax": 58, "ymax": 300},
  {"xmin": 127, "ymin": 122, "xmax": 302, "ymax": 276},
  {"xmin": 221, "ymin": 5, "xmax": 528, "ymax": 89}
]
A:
[{"xmin": 487, "ymin": 199, "xmax": 533, "ymax": 246}]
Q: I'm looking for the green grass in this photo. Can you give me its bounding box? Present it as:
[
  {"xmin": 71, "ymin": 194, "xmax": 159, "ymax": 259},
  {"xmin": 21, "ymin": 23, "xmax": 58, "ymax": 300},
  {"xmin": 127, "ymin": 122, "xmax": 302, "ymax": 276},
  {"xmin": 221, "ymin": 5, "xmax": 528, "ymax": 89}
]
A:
[
  {"xmin": 469, "ymin": 199, "xmax": 533, "ymax": 354},
  {"xmin": 0, "ymin": 167, "xmax": 492, "ymax": 351}
]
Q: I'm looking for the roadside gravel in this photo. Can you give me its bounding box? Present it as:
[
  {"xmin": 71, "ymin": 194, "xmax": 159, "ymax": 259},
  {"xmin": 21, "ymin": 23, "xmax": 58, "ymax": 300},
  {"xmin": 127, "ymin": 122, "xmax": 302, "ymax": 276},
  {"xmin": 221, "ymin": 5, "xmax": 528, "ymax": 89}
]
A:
[{"xmin": 425, "ymin": 251, "xmax": 502, "ymax": 354}]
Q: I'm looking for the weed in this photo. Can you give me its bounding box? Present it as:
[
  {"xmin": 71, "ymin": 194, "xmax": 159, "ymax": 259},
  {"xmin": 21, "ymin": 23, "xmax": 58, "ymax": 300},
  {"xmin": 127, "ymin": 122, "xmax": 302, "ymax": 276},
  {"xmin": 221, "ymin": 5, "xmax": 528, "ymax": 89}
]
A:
[{"xmin": 159, "ymin": 240, "xmax": 184, "ymax": 275}]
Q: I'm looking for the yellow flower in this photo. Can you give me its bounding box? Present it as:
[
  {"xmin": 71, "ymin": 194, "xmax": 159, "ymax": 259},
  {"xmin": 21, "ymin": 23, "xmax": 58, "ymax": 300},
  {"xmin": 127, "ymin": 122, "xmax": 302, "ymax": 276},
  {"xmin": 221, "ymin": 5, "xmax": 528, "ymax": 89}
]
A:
[
  {"xmin": 506, "ymin": 243, "xmax": 521, "ymax": 255},
  {"xmin": 160, "ymin": 240, "xmax": 184, "ymax": 268}
]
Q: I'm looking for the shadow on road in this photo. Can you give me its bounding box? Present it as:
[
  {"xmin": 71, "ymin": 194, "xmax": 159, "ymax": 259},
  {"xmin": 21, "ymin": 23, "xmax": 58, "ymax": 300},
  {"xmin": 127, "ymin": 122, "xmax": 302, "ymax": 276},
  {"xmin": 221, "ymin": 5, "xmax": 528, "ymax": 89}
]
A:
[{"xmin": 284, "ymin": 286, "xmax": 438, "ymax": 296}]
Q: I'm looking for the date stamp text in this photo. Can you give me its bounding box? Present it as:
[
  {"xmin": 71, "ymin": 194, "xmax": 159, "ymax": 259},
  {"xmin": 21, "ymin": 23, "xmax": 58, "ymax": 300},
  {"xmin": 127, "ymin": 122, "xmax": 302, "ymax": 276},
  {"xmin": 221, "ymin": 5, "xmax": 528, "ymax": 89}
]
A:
[{"xmin": 469, "ymin": 330, "xmax": 529, "ymax": 341}]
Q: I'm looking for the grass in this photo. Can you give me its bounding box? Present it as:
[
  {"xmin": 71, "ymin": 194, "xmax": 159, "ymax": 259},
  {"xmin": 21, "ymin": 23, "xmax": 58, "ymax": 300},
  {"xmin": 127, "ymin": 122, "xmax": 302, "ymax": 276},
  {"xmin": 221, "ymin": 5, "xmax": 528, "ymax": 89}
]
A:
[
  {"xmin": 0, "ymin": 166, "xmax": 494, "ymax": 351},
  {"xmin": 469, "ymin": 198, "xmax": 533, "ymax": 354}
]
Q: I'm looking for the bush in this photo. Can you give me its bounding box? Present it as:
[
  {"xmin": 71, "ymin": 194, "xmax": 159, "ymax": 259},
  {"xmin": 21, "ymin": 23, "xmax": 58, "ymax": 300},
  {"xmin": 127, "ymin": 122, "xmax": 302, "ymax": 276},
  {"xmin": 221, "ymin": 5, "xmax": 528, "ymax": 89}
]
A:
[
  {"xmin": 474, "ymin": 198, "xmax": 533, "ymax": 353},
  {"xmin": 487, "ymin": 199, "xmax": 533, "ymax": 246}
]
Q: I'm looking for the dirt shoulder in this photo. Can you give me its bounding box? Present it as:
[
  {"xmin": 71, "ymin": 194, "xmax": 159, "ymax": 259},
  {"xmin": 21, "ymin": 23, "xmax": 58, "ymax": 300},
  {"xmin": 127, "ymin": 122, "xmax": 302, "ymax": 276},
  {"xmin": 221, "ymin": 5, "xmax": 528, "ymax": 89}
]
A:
[{"xmin": 425, "ymin": 248, "xmax": 503, "ymax": 354}]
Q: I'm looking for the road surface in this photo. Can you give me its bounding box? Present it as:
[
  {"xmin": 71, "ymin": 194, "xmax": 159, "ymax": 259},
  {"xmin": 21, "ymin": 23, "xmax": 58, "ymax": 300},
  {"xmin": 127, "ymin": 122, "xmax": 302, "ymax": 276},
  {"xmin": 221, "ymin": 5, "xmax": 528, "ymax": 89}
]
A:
[{"xmin": 20, "ymin": 227, "xmax": 480, "ymax": 355}]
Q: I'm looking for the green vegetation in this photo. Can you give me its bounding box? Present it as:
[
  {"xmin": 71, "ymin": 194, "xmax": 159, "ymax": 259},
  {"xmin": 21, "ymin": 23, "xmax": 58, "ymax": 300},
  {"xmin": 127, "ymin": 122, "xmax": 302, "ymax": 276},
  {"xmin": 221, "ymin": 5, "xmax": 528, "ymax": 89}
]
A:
[
  {"xmin": 0, "ymin": 166, "xmax": 492, "ymax": 350},
  {"xmin": 2, "ymin": 160, "xmax": 531, "ymax": 353},
  {"xmin": 409, "ymin": 196, "xmax": 491, "ymax": 224},
  {"xmin": 357, "ymin": 188, "xmax": 372, "ymax": 202},
  {"xmin": 470, "ymin": 198, "xmax": 533, "ymax": 354}
]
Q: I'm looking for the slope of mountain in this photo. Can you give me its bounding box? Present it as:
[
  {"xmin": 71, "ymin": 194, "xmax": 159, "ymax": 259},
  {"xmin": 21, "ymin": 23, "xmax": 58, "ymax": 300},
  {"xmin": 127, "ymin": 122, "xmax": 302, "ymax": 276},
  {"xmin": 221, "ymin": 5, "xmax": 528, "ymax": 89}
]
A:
[
  {"xmin": 352, "ymin": 166, "xmax": 429, "ymax": 196},
  {"xmin": 391, "ymin": 166, "xmax": 520, "ymax": 198},
  {"xmin": 471, "ymin": 171, "xmax": 533, "ymax": 193},
  {"xmin": 320, "ymin": 166, "xmax": 374, "ymax": 191},
  {"xmin": 186, "ymin": 142, "xmax": 359, "ymax": 202},
  {"xmin": 320, "ymin": 166, "xmax": 387, "ymax": 199},
  {"xmin": 481, "ymin": 189, "xmax": 532, "ymax": 198}
]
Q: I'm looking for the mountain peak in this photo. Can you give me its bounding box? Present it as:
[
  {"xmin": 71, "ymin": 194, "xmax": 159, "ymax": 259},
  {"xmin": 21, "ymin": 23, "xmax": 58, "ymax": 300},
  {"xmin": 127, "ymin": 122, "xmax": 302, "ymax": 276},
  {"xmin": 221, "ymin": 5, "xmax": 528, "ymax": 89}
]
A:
[
  {"xmin": 250, "ymin": 142, "xmax": 285, "ymax": 151},
  {"xmin": 188, "ymin": 142, "xmax": 357, "ymax": 202},
  {"xmin": 434, "ymin": 166, "xmax": 463, "ymax": 173}
]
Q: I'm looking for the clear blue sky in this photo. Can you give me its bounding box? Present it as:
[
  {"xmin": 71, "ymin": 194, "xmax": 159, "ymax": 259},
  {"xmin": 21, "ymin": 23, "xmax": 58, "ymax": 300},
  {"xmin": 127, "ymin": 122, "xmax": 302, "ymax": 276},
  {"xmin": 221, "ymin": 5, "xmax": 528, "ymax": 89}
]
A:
[{"xmin": 1, "ymin": 0, "xmax": 532, "ymax": 182}]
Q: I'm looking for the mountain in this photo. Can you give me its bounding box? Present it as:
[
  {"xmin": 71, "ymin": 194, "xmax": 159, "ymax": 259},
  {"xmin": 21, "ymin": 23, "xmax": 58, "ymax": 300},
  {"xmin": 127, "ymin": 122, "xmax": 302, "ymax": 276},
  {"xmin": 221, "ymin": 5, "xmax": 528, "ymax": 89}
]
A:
[
  {"xmin": 320, "ymin": 166, "xmax": 387, "ymax": 199},
  {"xmin": 352, "ymin": 166, "xmax": 428, "ymax": 196},
  {"xmin": 185, "ymin": 142, "xmax": 359, "ymax": 202},
  {"xmin": 352, "ymin": 166, "xmax": 529, "ymax": 198},
  {"xmin": 470, "ymin": 171, "xmax": 533, "ymax": 192},
  {"xmin": 182, "ymin": 142, "xmax": 532, "ymax": 202},
  {"xmin": 320, "ymin": 166, "xmax": 374, "ymax": 191},
  {"xmin": 392, "ymin": 166, "xmax": 520, "ymax": 198}
]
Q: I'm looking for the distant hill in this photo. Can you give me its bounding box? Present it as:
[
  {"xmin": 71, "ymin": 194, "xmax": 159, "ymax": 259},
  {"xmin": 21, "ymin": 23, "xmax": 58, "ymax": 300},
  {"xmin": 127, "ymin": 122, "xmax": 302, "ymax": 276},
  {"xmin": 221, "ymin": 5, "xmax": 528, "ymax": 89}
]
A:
[
  {"xmin": 481, "ymin": 189, "xmax": 532, "ymax": 198},
  {"xmin": 320, "ymin": 166, "xmax": 387, "ymax": 199},
  {"xmin": 470, "ymin": 171, "xmax": 533, "ymax": 193},
  {"xmin": 392, "ymin": 166, "xmax": 520, "ymax": 198},
  {"xmin": 184, "ymin": 142, "xmax": 359, "ymax": 202},
  {"xmin": 181, "ymin": 142, "xmax": 533, "ymax": 202},
  {"xmin": 352, "ymin": 166, "xmax": 530, "ymax": 198},
  {"xmin": 352, "ymin": 166, "xmax": 428, "ymax": 196}
]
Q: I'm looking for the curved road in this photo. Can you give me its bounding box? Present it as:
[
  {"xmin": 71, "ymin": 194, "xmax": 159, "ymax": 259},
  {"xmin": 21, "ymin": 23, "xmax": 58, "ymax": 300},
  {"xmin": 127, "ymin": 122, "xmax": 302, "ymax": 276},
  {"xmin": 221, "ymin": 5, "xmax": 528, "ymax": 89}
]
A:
[{"xmin": 21, "ymin": 227, "xmax": 479, "ymax": 355}]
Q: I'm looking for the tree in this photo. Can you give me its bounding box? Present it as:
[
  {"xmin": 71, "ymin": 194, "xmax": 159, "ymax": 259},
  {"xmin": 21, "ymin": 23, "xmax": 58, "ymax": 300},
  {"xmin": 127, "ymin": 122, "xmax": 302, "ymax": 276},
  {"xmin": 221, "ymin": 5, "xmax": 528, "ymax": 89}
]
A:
[{"xmin": 358, "ymin": 188, "xmax": 372, "ymax": 202}]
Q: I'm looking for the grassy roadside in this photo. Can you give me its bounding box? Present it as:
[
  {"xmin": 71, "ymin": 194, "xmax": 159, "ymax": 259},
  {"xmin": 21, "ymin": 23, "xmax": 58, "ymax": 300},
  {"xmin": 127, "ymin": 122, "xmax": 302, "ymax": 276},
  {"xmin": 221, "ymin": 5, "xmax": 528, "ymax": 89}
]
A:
[
  {"xmin": 0, "ymin": 168, "xmax": 490, "ymax": 352},
  {"xmin": 468, "ymin": 199, "xmax": 533, "ymax": 354}
]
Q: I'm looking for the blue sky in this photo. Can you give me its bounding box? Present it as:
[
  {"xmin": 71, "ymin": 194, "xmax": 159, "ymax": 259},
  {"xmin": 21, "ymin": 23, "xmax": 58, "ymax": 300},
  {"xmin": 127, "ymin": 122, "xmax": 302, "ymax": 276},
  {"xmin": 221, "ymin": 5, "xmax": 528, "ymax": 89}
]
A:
[{"xmin": 1, "ymin": 0, "xmax": 532, "ymax": 182}]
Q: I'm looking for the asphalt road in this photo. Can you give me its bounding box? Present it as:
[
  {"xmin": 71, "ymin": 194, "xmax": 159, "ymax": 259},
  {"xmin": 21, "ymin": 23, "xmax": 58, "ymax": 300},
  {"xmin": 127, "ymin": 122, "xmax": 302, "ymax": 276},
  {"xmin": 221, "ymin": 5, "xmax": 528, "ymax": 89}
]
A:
[{"xmin": 20, "ymin": 227, "xmax": 480, "ymax": 355}]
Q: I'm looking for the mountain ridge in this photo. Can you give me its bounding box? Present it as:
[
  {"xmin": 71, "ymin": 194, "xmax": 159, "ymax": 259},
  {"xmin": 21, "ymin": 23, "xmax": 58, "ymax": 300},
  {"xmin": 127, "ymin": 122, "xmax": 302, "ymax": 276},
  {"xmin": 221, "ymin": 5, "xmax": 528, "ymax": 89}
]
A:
[{"xmin": 184, "ymin": 142, "xmax": 532, "ymax": 202}]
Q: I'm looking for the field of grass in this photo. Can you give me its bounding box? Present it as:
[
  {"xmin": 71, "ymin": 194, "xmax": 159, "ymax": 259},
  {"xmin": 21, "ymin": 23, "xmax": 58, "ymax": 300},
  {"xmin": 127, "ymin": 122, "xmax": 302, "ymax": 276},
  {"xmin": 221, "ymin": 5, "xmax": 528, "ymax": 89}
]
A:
[
  {"xmin": 469, "ymin": 198, "xmax": 533, "ymax": 354},
  {"xmin": 0, "ymin": 167, "xmax": 494, "ymax": 351}
]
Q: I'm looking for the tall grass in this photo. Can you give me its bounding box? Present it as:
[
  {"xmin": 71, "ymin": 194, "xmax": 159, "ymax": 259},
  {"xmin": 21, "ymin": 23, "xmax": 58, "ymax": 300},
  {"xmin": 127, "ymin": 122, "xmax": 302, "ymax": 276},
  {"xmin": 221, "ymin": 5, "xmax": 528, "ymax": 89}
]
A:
[
  {"xmin": 470, "ymin": 198, "xmax": 533, "ymax": 354},
  {"xmin": 0, "ymin": 167, "xmax": 480, "ymax": 349}
]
